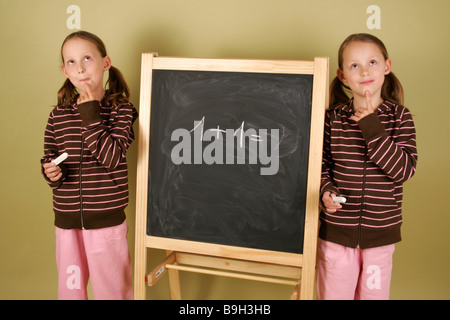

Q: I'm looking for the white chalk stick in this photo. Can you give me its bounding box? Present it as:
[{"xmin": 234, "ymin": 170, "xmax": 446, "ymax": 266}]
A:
[
  {"xmin": 332, "ymin": 196, "xmax": 347, "ymax": 204},
  {"xmin": 52, "ymin": 152, "xmax": 68, "ymax": 166}
]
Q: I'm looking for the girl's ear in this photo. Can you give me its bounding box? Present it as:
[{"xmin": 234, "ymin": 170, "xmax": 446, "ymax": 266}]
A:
[
  {"xmin": 384, "ymin": 59, "xmax": 392, "ymax": 75},
  {"xmin": 337, "ymin": 68, "xmax": 346, "ymax": 83},
  {"xmin": 61, "ymin": 65, "xmax": 69, "ymax": 78},
  {"xmin": 103, "ymin": 56, "xmax": 112, "ymax": 71}
]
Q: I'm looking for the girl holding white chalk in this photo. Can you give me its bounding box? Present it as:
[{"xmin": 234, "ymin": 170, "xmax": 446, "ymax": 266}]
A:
[
  {"xmin": 318, "ymin": 33, "xmax": 418, "ymax": 300},
  {"xmin": 41, "ymin": 31, "xmax": 137, "ymax": 300}
]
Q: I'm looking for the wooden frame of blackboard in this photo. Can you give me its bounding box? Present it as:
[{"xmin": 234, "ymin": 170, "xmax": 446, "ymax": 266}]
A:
[{"xmin": 134, "ymin": 53, "xmax": 329, "ymax": 300}]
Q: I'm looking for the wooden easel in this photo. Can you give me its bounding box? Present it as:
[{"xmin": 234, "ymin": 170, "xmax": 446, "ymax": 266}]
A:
[
  {"xmin": 133, "ymin": 54, "xmax": 328, "ymax": 300},
  {"xmin": 147, "ymin": 251, "xmax": 303, "ymax": 300}
]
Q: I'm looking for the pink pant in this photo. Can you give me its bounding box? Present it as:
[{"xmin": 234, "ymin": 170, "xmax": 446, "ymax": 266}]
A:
[
  {"xmin": 317, "ymin": 240, "xmax": 395, "ymax": 300},
  {"xmin": 55, "ymin": 221, "xmax": 133, "ymax": 300}
]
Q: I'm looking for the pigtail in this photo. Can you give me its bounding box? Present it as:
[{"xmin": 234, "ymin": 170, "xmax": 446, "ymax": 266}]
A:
[
  {"xmin": 382, "ymin": 72, "xmax": 404, "ymax": 106},
  {"xmin": 105, "ymin": 66, "xmax": 130, "ymax": 105},
  {"xmin": 57, "ymin": 78, "xmax": 77, "ymax": 107},
  {"xmin": 329, "ymin": 76, "xmax": 351, "ymax": 109}
]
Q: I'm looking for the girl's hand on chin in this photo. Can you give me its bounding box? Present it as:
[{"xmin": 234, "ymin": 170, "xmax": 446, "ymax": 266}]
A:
[
  {"xmin": 77, "ymin": 83, "xmax": 96, "ymax": 103},
  {"xmin": 350, "ymin": 91, "xmax": 376, "ymax": 122}
]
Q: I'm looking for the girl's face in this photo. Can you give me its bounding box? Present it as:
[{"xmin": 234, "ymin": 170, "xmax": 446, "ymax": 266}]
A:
[
  {"xmin": 61, "ymin": 37, "xmax": 111, "ymax": 100},
  {"xmin": 337, "ymin": 41, "xmax": 391, "ymax": 101}
]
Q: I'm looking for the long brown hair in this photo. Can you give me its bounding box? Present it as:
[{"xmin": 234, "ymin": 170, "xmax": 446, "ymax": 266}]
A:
[
  {"xmin": 57, "ymin": 31, "xmax": 130, "ymax": 107},
  {"xmin": 329, "ymin": 33, "xmax": 404, "ymax": 108}
]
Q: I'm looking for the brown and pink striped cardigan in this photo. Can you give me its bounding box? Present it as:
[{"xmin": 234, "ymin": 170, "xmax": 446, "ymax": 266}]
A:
[
  {"xmin": 41, "ymin": 95, "xmax": 138, "ymax": 230},
  {"xmin": 320, "ymin": 99, "xmax": 417, "ymax": 249}
]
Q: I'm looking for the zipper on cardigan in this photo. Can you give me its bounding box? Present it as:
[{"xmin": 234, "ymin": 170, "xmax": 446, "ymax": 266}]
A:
[
  {"xmin": 358, "ymin": 146, "xmax": 368, "ymax": 248},
  {"xmin": 79, "ymin": 138, "xmax": 85, "ymax": 230}
]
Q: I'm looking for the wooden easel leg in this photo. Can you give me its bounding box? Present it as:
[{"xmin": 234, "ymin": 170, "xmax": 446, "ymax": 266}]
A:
[
  {"xmin": 133, "ymin": 231, "xmax": 147, "ymax": 300},
  {"xmin": 166, "ymin": 251, "xmax": 181, "ymax": 299}
]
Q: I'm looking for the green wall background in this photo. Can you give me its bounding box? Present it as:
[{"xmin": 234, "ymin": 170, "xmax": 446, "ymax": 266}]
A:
[{"xmin": 1, "ymin": 0, "xmax": 448, "ymax": 299}]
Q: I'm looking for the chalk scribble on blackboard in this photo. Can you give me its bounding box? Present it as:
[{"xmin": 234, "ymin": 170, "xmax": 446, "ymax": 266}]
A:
[{"xmin": 171, "ymin": 116, "xmax": 280, "ymax": 175}]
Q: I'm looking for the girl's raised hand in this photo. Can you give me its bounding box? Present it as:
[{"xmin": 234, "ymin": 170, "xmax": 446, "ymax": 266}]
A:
[
  {"xmin": 78, "ymin": 83, "xmax": 96, "ymax": 104},
  {"xmin": 350, "ymin": 91, "xmax": 375, "ymax": 122}
]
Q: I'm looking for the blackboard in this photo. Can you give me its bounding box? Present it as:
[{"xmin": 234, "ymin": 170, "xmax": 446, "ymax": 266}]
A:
[
  {"xmin": 147, "ymin": 70, "xmax": 313, "ymax": 254},
  {"xmin": 134, "ymin": 55, "xmax": 328, "ymax": 299}
]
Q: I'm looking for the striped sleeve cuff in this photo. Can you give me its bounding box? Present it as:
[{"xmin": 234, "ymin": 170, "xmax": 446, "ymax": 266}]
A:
[
  {"xmin": 77, "ymin": 100, "xmax": 102, "ymax": 128},
  {"xmin": 358, "ymin": 113, "xmax": 386, "ymax": 142}
]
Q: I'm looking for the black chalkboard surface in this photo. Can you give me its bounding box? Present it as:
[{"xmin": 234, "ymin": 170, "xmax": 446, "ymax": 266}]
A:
[{"xmin": 147, "ymin": 69, "xmax": 313, "ymax": 254}]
